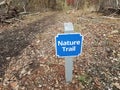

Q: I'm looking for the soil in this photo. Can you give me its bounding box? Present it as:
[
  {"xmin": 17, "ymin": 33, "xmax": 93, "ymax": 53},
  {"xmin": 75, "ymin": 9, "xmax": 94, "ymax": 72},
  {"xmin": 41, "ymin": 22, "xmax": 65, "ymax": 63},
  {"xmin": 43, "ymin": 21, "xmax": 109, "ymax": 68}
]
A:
[{"xmin": 0, "ymin": 11, "xmax": 120, "ymax": 90}]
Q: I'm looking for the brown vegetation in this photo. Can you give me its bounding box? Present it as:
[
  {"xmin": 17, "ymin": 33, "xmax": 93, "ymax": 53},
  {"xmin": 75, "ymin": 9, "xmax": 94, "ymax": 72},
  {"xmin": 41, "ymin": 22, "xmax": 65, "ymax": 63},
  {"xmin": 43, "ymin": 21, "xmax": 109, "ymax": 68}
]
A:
[{"xmin": 0, "ymin": 0, "xmax": 120, "ymax": 90}]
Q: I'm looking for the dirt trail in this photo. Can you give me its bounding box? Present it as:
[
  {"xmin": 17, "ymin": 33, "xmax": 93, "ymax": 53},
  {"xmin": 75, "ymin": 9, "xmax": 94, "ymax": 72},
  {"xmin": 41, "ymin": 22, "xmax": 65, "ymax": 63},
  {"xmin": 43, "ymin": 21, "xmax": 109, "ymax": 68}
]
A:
[{"xmin": 0, "ymin": 11, "xmax": 120, "ymax": 90}]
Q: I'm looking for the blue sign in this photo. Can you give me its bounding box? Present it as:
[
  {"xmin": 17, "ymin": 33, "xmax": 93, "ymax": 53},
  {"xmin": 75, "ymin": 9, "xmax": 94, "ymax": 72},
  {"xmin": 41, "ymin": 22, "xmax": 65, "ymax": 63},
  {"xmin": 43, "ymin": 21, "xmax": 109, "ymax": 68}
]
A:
[{"xmin": 55, "ymin": 33, "xmax": 83, "ymax": 57}]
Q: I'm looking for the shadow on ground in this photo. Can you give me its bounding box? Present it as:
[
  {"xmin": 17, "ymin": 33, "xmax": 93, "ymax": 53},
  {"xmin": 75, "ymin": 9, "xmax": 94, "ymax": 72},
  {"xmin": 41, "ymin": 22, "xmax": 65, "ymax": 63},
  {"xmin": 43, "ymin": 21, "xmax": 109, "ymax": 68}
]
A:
[{"xmin": 0, "ymin": 13, "xmax": 56, "ymax": 78}]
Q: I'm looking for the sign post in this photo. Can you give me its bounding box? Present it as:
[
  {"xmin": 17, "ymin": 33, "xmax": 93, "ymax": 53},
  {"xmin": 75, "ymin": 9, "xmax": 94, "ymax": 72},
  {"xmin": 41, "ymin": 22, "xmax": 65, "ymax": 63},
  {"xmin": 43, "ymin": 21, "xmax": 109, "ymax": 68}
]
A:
[
  {"xmin": 55, "ymin": 22, "xmax": 83, "ymax": 82},
  {"xmin": 64, "ymin": 22, "xmax": 74, "ymax": 82}
]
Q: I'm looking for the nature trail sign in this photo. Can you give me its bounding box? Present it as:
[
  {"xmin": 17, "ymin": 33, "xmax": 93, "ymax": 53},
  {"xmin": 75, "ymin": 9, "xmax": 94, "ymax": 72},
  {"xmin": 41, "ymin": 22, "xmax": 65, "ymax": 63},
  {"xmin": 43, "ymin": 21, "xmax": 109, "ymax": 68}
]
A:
[
  {"xmin": 55, "ymin": 33, "xmax": 83, "ymax": 57},
  {"xmin": 55, "ymin": 22, "xmax": 83, "ymax": 82}
]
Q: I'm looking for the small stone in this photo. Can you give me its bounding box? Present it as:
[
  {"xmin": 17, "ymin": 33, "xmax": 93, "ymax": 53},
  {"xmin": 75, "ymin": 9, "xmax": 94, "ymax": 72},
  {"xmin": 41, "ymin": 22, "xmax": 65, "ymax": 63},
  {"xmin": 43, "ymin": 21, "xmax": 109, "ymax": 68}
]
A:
[
  {"xmin": 103, "ymin": 34, "xmax": 106, "ymax": 36},
  {"xmin": 38, "ymin": 84, "xmax": 42, "ymax": 88},
  {"xmin": 36, "ymin": 40, "xmax": 40, "ymax": 44},
  {"xmin": 27, "ymin": 71, "xmax": 31, "ymax": 75},
  {"xmin": 72, "ymin": 79, "xmax": 76, "ymax": 84},
  {"xmin": 106, "ymin": 48, "xmax": 112, "ymax": 53},
  {"xmin": 117, "ymin": 54, "xmax": 120, "ymax": 57},
  {"xmin": 21, "ymin": 69, "xmax": 26, "ymax": 75},
  {"xmin": 6, "ymin": 57, "xmax": 11, "ymax": 60}
]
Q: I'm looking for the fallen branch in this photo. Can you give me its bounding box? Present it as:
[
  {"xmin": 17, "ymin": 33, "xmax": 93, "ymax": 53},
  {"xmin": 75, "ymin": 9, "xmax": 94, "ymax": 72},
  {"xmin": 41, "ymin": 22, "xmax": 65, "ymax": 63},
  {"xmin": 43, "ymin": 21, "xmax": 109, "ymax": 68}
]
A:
[
  {"xmin": 0, "ymin": 0, "xmax": 6, "ymax": 6},
  {"xmin": 101, "ymin": 16, "xmax": 120, "ymax": 20}
]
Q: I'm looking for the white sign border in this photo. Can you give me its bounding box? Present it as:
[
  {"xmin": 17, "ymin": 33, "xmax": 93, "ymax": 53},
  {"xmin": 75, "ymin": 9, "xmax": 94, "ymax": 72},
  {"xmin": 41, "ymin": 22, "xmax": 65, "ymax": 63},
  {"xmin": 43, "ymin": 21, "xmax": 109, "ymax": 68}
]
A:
[{"xmin": 55, "ymin": 33, "xmax": 84, "ymax": 58}]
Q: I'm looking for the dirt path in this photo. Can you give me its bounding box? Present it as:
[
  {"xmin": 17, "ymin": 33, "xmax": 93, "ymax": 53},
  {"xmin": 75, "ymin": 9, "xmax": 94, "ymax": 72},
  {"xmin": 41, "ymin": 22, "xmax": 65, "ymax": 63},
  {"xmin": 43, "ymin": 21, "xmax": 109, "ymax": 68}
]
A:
[{"xmin": 0, "ymin": 11, "xmax": 120, "ymax": 90}]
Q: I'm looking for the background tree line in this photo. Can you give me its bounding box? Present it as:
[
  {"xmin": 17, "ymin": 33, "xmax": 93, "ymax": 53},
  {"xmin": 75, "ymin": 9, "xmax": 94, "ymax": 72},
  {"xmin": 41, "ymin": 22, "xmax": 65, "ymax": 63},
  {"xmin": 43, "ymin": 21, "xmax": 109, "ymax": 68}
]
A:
[{"xmin": 0, "ymin": 0, "xmax": 120, "ymax": 14}]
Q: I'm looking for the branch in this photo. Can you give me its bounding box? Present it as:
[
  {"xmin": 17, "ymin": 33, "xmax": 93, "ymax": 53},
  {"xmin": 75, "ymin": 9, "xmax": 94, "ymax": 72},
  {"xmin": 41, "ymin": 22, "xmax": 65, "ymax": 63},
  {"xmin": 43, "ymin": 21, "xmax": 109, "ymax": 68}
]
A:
[
  {"xmin": 0, "ymin": 0, "xmax": 6, "ymax": 6},
  {"xmin": 101, "ymin": 16, "xmax": 120, "ymax": 20}
]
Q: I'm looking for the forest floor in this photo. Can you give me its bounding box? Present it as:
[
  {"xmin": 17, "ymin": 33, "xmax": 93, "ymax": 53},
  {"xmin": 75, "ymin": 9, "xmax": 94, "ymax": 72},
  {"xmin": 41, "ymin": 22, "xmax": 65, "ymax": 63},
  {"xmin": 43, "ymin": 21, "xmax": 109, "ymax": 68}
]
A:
[{"xmin": 0, "ymin": 11, "xmax": 120, "ymax": 90}]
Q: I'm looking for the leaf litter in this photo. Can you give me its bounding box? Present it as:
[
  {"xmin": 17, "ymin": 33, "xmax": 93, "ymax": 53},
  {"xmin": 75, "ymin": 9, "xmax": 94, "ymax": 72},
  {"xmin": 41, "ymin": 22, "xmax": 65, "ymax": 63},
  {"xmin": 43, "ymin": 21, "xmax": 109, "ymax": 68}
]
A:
[{"xmin": 0, "ymin": 11, "xmax": 120, "ymax": 90}]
